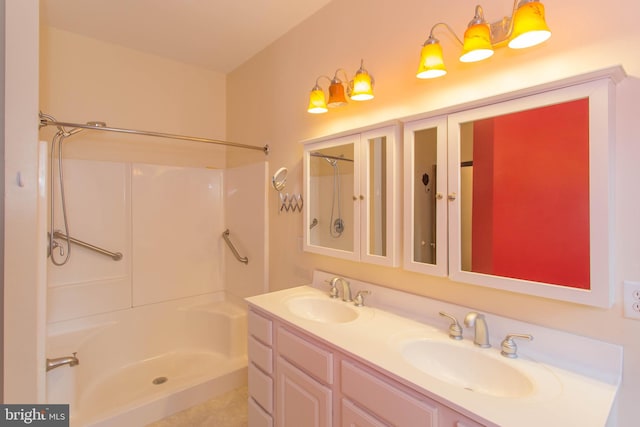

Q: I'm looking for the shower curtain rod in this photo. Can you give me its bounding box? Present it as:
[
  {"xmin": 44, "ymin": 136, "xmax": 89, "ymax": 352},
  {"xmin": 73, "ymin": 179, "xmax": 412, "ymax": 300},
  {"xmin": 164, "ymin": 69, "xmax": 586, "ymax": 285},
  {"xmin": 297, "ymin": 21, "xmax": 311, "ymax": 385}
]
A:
[
  {"xmin": 39, "ymin": 113, "xmax": 269, "ymax": 155},
  {"xmin": 310, "ymin": 152, "xmax": 354, "ymax": 162}
]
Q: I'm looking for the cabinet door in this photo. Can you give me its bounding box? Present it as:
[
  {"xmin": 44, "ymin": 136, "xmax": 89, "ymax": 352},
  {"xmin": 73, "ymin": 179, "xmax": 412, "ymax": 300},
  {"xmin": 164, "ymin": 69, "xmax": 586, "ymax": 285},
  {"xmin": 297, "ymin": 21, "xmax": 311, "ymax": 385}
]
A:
[
  {"xmin": 303, "ymin": 134, "xmax": 360, "ymax": 261},
  {"xmin": 403, "ymin": 116, "xmax": 448, "ymax": 276},
  {"xmin": 446, "ymin": 79, "xmax": 614, "ymax": 307},
  {"xmin": 303, "ymin": 125, "xmax": 399, "ymax": 267},
  {"xmin": 360, "ymin": 126, "xmax": 400, "ymax": 267},
  {"xmin": 276, "ymin": 357, "xmax": 332, "ymax": 427}
]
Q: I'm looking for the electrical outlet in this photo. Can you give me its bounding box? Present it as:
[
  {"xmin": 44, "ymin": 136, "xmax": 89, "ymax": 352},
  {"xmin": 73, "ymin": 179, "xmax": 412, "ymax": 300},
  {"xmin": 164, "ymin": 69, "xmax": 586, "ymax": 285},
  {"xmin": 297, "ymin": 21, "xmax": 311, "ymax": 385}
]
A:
[{"xmin": 623, "ymin": 281, "xmax": 640, "ymax": 320}]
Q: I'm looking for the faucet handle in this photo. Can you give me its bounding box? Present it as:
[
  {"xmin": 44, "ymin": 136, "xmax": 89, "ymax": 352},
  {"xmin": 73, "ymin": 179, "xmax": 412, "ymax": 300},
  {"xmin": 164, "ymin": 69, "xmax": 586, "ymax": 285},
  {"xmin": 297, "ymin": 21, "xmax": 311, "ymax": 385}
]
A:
[
  {"xmin": 353, "ymin": 290, "xmax": 371, "ymax": 307},
  {"xmin": 500, "ymin": 333, "xmax": 533, "ymax": 358},
  {"xmin": 324, "ymin": 278, "xmax": 340, "ymax": 298},
  {"xmin": 439, "ymin": 312, "xmax": 463, "ymax": 340}
]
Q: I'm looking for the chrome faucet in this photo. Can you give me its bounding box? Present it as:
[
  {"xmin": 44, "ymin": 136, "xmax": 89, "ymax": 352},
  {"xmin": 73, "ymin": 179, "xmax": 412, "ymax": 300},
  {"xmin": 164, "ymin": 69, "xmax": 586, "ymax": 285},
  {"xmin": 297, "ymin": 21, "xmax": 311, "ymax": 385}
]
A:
[
  {"xmin": 325, "ymin": 277, "xmax": 352, "ymax": 302},
  {"xmin": 337, "ymin": 278, "xmax": 353, "ymax": 302},
  {"xmin": 464, "ymin": 312, "xmax": 490, "ymax": 348},
  {"xmin": 46, "ymin": 352, "xmax": 79, "ymax": 371}
]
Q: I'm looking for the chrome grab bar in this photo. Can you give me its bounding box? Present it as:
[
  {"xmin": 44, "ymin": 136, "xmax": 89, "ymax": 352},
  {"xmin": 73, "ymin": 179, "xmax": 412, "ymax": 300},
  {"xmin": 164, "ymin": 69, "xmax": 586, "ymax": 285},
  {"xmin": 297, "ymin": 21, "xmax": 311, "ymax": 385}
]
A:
[
  {"xmin": 222, "ymin": 229, "xmax": 248, "ymax": 264},
  {"xmin": 51, "ymin": 230, "xmax": 123, "ymax": 261}
]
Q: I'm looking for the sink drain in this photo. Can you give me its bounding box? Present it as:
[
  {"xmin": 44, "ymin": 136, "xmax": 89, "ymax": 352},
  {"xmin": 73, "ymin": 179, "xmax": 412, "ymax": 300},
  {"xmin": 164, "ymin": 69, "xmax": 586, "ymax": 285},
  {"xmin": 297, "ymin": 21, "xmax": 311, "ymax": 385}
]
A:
[{"xmin": 152, "ymin": 376, "xmax": 168, "ymax": 385}]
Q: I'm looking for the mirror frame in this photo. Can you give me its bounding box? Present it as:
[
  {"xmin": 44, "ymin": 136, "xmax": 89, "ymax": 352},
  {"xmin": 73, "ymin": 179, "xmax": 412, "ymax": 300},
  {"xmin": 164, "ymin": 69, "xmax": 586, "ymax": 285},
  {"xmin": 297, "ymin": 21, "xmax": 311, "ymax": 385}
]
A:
[{"xmin": 447, "ymin": 79, "xmax": 615, "ymax": 308}]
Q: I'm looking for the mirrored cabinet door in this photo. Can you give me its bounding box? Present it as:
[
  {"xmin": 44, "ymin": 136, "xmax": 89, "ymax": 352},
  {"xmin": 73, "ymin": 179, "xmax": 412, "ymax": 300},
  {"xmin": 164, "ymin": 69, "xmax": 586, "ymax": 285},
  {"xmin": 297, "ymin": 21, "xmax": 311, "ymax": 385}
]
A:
[
  {"xmin": 360, "ymin": 126, "xmax": 400, "ymax": 267},
  {"xmin": 403, "ymin": 117, "xmax": 448, "ymax": 276},
  {"xmin": 304, "ymin": 134, "xmax": 360, "ymax": 261},
  {"xmin": 447, "ymin": 79, "xmax": 614, "ymax": 307},
  {"xmin": 303, "ymin": 125, "xmax": 399, "ymax": 266}
]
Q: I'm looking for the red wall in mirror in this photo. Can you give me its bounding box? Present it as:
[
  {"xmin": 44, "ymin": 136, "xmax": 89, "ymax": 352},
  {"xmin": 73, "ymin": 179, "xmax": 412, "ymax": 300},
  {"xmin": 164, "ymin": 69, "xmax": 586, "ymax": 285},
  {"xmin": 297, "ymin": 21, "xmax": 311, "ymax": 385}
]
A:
[{"xmin": 471, "ymin": 98, "xmax": 590, "ymax": 289}]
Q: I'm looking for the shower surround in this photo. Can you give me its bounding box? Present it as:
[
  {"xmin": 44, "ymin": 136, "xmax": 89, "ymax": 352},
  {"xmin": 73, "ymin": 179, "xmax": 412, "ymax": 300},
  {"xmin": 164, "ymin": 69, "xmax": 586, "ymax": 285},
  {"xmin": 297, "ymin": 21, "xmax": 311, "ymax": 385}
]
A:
[{"xmin": 45, "ymin": 156, "xmax": 266, "ymax": 425}]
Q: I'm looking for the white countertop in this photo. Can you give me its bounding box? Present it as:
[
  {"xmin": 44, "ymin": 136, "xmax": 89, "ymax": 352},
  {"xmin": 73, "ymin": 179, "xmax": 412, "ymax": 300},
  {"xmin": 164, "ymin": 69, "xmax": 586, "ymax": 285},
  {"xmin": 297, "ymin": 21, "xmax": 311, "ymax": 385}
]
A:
[{"xmin": 246, "ymin": 275, "xmax": 621, "ymax": 427}]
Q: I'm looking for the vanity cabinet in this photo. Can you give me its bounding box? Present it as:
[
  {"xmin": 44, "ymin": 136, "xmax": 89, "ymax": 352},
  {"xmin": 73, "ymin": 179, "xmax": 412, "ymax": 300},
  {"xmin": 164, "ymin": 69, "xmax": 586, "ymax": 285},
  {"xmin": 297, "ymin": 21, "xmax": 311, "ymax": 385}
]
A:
[
  {"xmin": 404, "ymin": 76, "xmax": 618, "ymax": 308},
  {"xmin": 303, "ymin": 125, "xmax": 400, "ymax": 267},
  {"xmin": 247, "ymin": 306, "xmax": 487, "ymax": 427}
]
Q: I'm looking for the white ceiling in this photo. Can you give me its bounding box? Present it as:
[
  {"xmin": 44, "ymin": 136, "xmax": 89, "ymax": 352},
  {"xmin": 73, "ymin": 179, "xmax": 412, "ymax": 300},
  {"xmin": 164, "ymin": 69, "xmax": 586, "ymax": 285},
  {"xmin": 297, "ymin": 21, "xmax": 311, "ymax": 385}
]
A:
[{"xmin": 40, "ymin": 0, "xmax": 333, "ymax": 74}]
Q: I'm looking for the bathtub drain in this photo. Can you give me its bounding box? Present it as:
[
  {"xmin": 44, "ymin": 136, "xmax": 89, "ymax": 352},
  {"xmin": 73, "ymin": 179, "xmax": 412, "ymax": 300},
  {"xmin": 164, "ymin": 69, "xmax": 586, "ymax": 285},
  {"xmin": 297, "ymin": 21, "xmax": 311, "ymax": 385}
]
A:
[{"xmin": 152, "ymin": 376, "xmax": 168, "ymax": 385}]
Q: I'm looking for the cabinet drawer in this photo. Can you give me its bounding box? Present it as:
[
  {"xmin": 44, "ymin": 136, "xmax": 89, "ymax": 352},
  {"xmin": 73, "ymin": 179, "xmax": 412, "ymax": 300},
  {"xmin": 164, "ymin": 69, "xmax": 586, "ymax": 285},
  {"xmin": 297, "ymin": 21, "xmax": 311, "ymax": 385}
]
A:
[
  {"xmin": 277, "ymin": 327, "xmax": 333, "ymax": 384},
  {"xmin": 248, "ymin": 396, "xmax": 273, "ymax": 427},
  {"xmin": 440, "ymin": 406, "xmax": 486, "ymax": 427},
  {"xmin": 249, "ymin": 335, "xmax": 273, "ymax": 374},
  {"xmin": 341, "ymin": 360, "xmax": 438, "ymax": 426},
  {"xmin": 342, "ymin": 398, "xmax": 388, "ymax": 427},
  {"xmin": 249, "ymin": 362, "xmax": 273, "ymax": 413},
  {"xmin": 249, "ymin": 309, "xmax": 273, "ymax": 345}
]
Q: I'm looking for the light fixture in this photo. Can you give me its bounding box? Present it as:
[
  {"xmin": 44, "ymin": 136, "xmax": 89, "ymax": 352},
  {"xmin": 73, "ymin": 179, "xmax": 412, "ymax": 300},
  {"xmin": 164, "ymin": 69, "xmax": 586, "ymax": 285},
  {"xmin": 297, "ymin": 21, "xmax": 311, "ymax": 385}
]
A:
[
  {"xmin": 416, "ymin": 0, "xmax": 551, "ymax": 79},
  {"xmin": 350, "ymin": 61, "xmax": 375, "ymax": 101},
  {"xmin": 307, "ymin": 60, "xmax": 375, "ymax": 114}
]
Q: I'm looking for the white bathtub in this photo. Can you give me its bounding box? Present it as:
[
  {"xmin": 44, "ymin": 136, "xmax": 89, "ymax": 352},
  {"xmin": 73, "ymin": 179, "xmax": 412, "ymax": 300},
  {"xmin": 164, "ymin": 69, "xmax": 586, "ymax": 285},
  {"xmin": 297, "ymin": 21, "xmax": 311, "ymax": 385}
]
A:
[{"xmin": 46, "ymin": 294, "xmax": 248, "ymax": 427}]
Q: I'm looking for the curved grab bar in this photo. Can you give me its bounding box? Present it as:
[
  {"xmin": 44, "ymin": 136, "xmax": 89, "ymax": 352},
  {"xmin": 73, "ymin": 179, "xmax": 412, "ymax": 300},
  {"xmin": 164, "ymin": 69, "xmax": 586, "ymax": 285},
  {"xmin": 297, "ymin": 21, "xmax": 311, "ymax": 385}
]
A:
[{"xmin": 222, "ymin": 229, "xmax": 249, "ymax": 264}]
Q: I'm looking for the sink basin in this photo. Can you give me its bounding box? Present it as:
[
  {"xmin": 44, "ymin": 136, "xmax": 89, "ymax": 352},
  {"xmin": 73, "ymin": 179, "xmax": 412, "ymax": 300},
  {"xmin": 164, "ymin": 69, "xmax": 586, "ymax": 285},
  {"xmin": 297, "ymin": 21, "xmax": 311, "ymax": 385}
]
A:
[
  {"xmin": 286, "ymin": 297, "xmax": 359, "ymax": 323},
  {"xmin": 402, "ymin": 339, "xmax": 534, "ymax": 397}
]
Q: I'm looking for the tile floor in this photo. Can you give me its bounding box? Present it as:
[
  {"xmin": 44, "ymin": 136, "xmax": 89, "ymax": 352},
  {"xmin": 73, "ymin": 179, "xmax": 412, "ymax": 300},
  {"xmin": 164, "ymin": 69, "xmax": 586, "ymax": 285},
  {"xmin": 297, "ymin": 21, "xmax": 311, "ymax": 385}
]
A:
[{"xmin": 146, "ymin": 386, "xmax": 248, "ymax": 427}]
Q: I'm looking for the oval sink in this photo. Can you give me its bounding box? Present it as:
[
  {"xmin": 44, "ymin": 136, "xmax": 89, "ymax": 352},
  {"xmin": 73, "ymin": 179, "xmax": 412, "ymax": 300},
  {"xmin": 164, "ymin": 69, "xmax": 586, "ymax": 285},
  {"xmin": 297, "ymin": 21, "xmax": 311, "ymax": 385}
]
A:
[
  {"xmin": 286, "ymin": 297, "xmax": 359, "ymax": 323},
  {"xmin": 402, "ymin": 339, "xmax": 534, "ymax": 397}
]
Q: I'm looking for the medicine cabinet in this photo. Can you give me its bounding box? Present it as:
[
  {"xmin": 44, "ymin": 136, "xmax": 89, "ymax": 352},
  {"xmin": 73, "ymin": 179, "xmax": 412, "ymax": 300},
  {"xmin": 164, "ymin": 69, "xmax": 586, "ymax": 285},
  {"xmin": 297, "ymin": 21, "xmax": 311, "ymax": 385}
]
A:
[
  {"xmin": 303, "ymin": 125, "xmax": 399, "ymax": 267},
  {"xmin": 405, "ymin": 77, "xmax": 618, "ymax": 308}
]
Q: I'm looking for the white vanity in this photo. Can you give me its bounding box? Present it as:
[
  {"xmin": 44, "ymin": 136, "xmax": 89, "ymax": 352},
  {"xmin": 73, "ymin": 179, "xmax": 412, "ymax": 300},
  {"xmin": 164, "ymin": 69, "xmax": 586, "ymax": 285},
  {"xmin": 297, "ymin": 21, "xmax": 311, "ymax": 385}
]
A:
[{"xmin": 246, "ymin": 271, "xmax": 621, "ymax": 427}]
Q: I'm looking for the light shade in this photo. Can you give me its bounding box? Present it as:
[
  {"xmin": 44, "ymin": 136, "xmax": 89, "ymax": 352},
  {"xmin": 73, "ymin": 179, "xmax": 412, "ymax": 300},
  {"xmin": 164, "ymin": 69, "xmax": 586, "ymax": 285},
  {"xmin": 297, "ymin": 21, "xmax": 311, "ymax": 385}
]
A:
[
  {"xmin": 307, "ymin": 85, "xmax": 328, "ymax": 114},
  {"xmin": 460, "ymin": 23, "xmax": 494, "ymax": 62},
  {"xmin": 327, "ymin": 80, "xmax": 348, "ymax": 107},
  {"xmin": 350, "ymin": 65, "xmax": 374, "ymax": 101},
  {"xmin": 416, "ymin": 39, "xmax": 447, "ymax": 79},
  {"xmin": 508, "ymin": 0, "xmax": 551, "ymax": 49}
]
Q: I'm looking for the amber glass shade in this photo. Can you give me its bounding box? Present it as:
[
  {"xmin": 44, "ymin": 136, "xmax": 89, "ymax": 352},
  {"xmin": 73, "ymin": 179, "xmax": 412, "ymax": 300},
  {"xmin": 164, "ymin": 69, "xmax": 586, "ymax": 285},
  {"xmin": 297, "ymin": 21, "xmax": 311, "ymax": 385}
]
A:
[
  {"xmin": 416, "ymin": 41, "xmax": 447, "ymax": 79},
  {"xmin": 327, "ymin": 81, "xmax": 348, "ymax": 107},
  {"xmin": 307, "ymin": 86, "xmax": 328, "ymax": 114},
  {"xmin": 350, "ymin": 70, "xmax": 374, "ymax": 101},
  {"xmin": 460, "ymin": 23, "xmax": 494, "ymax": 62},
  {"xmin": 508, "ymin": 1, "xmax": 551, "ymax": 49}
]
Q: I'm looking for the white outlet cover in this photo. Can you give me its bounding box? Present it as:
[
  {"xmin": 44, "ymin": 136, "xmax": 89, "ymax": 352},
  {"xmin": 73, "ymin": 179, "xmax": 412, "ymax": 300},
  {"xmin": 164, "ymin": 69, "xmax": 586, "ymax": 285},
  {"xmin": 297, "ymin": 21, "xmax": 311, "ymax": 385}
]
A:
[{"xmin": 623, "ymin": 281, "xmax": 640, "ymax": 320}]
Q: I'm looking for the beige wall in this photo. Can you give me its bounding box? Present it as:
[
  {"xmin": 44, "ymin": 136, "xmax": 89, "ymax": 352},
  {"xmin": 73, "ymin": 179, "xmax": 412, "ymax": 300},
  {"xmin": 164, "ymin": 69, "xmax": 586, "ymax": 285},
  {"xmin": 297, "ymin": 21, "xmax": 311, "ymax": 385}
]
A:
[
  {"xmin": 227, "ymin": 0, "xmax": 640, "ymax": 425},
  {"xmin": 40, "ymin": 26, "xmax": 229, "ymax": 168}
]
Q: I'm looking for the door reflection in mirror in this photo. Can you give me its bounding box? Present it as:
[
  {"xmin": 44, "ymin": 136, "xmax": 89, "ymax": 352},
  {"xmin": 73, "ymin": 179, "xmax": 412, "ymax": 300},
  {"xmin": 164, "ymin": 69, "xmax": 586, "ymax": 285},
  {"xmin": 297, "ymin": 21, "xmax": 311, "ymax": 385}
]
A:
[{"xmin": 413, "ymin": 128, "xmax": 438, "ymax": 265}]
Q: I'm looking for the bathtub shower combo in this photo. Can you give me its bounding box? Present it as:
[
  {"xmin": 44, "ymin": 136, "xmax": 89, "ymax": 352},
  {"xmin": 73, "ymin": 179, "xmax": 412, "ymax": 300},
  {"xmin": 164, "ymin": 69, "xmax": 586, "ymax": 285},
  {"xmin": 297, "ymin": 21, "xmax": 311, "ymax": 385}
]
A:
[{"xmin": 40, "ymin": 113, "xmax": 268, "ymax": 426}]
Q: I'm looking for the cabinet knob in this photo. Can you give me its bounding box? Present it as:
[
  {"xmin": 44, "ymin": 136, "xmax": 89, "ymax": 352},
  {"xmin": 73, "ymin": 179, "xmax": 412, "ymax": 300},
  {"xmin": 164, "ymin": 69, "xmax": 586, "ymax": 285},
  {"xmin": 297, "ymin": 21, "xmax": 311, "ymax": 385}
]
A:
[
  {"xmin": 435, "ymin": 193, "xmax": 443, "ymax": 200},
  {"xmin": 447, "ymin": 192, "xmax": 457, "ymax": 201},
  {"xmin": 359, "ymin": 195, "xmax": 364, "ymax": 200},
  {"xmin": 353, "ymin": 195, "xmax": 358, "ymax": 201}
]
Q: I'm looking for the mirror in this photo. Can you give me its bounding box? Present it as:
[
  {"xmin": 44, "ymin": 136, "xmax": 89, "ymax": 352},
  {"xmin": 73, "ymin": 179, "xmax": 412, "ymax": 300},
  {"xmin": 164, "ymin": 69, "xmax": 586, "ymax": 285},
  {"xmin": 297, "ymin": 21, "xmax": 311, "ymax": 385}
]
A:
[
  {"xmin": 458, "ymin": 99, "xmax": 590, "ymax": 287},
  {"xmin": 272, "ymin": 167, "xmax": 288, "ymax": 192},
  {"xmin": 404, "ymin": 117, "xmax": 448, "ymax": 276},
  {"xmin": 448, "ymin": 79, "xmax": 614, "ymax": 307},
  {"xmin": 366, "ymin": 135, "xmax": 387, "ymax": 257},
  {"xmin": 307, "ymin": 140, "xmax": 356, "ymax": 254}
]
